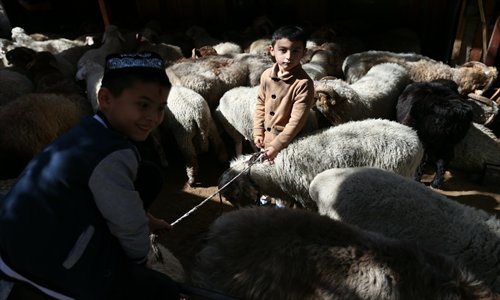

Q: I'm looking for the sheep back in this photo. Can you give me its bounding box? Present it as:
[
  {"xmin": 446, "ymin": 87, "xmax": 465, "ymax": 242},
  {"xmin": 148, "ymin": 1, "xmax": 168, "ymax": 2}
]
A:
[
  {"xmin": 309, "ymin": 167, "xmax": 500, "ymax": 292},
  {"xmin": 450, "ymin": 122, "xmax": 500, "ymax": 173},
  {"xmin": 0, "ymin": 93, "xmax": 92, "ymax": 179},
  {"xmin": 163, "ymin": 86, "xmax": 226, "ymax": 185},
  {"xmin": 219, "ymin": 119, "xmax": 423, "ymax": 208},
  {"xmin": 314, "ymin": 63, "xmax": 410, "ymax": 125},
  {"xmin": 0, "ymin": 68, "xmax": 34, "ymax": 106},
  {"xmin": 190, "ymin": 207, "xmax": 494, "ymax": 300},
  {"xmin": 342, "ymin": 50, "xmax": 498, "ymax": 96}
]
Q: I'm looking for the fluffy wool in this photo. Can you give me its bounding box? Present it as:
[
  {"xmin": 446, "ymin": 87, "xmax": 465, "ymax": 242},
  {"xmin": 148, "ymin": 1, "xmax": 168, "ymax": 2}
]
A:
[
  {"xmin": 219, "ymin": 118, "xmax": 423, "ymax": 209},
  {"xmin": 309, "ymin": 167, "xmax": 500, "ymax": 292}
]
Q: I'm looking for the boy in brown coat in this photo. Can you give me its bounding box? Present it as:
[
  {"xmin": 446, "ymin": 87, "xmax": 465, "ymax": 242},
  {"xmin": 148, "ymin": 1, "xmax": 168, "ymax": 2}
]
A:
[{"xmin": 253, "ymin": 25, "xmax": 315, "ymax": 161}]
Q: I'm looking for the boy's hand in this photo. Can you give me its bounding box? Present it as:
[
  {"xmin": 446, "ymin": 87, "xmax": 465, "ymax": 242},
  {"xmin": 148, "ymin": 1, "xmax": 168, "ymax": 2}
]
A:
[
  {"xmin": 146, "ymin": 212, "xmax": 172, "ymax": 234},
  {"xmin": 254, "ymin": 136, "xmax": 264, "ymax": 149},
  {"xmin": 264, "ymin": 146, "xmax": 278, "ymax": 162}
]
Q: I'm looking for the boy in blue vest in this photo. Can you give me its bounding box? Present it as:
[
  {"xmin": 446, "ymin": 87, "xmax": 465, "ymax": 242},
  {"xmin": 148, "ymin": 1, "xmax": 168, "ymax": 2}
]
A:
[{"xmin": 0, "ymin": 52, "xmax": 180, "ymax": 299}]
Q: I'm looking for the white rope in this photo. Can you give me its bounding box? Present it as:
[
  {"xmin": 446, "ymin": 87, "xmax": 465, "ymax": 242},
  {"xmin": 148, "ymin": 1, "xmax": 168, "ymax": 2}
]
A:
[{"xmin": 170, "ymin": 152, "xmax": 265, "ymax": 227}]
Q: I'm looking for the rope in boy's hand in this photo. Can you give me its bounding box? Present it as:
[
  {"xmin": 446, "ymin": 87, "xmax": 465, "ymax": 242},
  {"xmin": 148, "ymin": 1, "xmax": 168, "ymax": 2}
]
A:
[
  {"xmin": 147, "ymin": 212, "xmax": 172, "ymax": 234},
  {"xmin": 170, "ymin": 151, "xmax": 265, "ymax": 227}
]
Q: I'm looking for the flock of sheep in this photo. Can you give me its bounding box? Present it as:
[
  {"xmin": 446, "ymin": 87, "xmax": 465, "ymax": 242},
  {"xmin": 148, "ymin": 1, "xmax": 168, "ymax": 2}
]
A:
[{"xmin": 1, "ymin": 21, "xmax": 500, "ymax": 299}]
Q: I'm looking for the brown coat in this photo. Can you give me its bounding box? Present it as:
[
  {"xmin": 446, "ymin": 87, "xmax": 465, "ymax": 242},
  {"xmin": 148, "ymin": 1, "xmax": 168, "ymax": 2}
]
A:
[{"xmin": 253, "ymin": 63, "xmax": 314, "ymax": 151}]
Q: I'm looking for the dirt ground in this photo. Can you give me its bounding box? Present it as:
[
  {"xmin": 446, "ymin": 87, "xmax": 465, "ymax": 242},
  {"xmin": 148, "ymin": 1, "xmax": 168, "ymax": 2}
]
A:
[{"xmin": 5, "ymin": 141, "xmax": 500, "ymax": 299}]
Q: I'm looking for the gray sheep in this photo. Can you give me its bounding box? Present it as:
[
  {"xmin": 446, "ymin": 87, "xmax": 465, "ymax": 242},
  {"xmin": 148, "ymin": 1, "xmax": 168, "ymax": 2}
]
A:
[
  {"xmin": 314, "ymin": 63, "xmax": 410, "ymax": 125},
  {"xmin": 309, "ymin": 167, "xmax": 500, "ymax": 292},
  {"xmin": 219, "ymin": 118, "xmax": 423, "ymax": 209},
  {"xmin": 77, "ymin": 25, "xmax": 124, "ymax": 69},
  {"xmin": 342, "ymin": 50, "xmax": 498, "ymax": 96},
  {"xmin": 450, "ymin": 122, "xmax": 500, "ymax": 175},
  {"xmin": 190, "ymin": 207, "xmax": 494, "ymax": 300},
  {"xmin": 160, "ymin": 86, "xmax": 227, "ymax": 186},
  {"xmin": 166, "ymin": 53, "xmax": 272, "ymax": 109},
  {"xmin": 301, "ymin": 42, "xmax": 342, "ymax": 80}
]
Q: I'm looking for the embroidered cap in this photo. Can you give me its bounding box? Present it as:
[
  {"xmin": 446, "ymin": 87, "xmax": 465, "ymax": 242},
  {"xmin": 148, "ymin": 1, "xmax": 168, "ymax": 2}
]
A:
[
  {"xmin": 101, "ymin": 51, "xmax": 168, "ymax": 86},
  {"xmin": 105, "ymin": 52, "xmax": 164, "ymax": 70}
]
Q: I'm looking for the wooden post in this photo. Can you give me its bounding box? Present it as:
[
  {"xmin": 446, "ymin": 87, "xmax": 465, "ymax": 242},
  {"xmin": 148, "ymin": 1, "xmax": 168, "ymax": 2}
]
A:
[
  {"xmin": 451, "ymin": 0, "xmax": 468, "ymax": 64},
  {"xmin": 98, "ymin": 0, "xmax": 110, "ymax": 27},
  {"xmin": 485, "ymin": 14, "xmax": 500, "ymax": 66}
]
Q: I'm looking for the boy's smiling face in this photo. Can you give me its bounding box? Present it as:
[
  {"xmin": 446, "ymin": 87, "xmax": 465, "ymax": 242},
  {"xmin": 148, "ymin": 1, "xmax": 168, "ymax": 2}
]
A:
[
  {"xmin": 270, "ymin": 37, "xmax": 306, "ymax": 73},
  {"xmin": 98, "ymin": 81, "xmax": 169, "ymax": 142}
]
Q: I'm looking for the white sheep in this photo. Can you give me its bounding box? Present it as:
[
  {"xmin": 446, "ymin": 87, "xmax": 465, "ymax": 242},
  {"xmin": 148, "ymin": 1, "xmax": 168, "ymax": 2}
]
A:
[
  {"xmin": 342, "ymin": 50, "xmax": 498, "ymax": 96},
  {"xmin": 136, "ymin": 40, "xmax": 184, "ymax": 67},
  {"xmin": 190, "ymin": 207, "xmax": 494, "ymax": 300},
  {"xmin": 214, "ymin": 85, "xmax": 318, "ymax": 156},
  {"xmin": 314, "ymin": 63, "xmax": 411, "ymax": 125},
  {"xmin": 75, "ymin": 60, "xmax": 104, "ymax": 111},
  {"xmin": 165, "ymin": 53, "xmax": 272, "ymax": 109},
  {"xmin": 212, "ymin": 41, "xmax": 242, "ymax": 55},
  {"xmin": 218, "ymin": 118, "xmax": 424, "ymax": 209},
  {"xmin": 246, "ymin": 38, "xmax": 271, "ymax": 56},
  {"xmin": 160, "ymin": 86, "xmax": 227, "ymax": 186},
  {"xmin": 309, "ymin": 166, "xmax": 500, "ymax": 292},
  {"xmin": 77, "ymin": 25, "xmax": 124, "ymax": 69},
  {"xmin": 10, "ymin": 27, "xmax": 88, "ymax": 54}
]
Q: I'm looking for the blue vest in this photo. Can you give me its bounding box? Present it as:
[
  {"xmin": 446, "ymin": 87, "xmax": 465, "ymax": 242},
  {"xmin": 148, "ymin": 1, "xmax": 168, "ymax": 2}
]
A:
[{"xmin": 0, "ymin": 115, "xmax": 139, "ymax": 298}]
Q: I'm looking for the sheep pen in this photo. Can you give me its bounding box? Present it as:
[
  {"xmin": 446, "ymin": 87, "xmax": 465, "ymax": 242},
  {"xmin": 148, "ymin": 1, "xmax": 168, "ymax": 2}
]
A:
[{"xmin": 1, "ymin": 20, "xmax": 500, "ymax": 300}]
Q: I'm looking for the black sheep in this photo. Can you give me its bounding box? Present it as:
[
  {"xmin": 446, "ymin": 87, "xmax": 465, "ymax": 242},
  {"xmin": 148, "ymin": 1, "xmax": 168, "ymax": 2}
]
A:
[{"xmin": 396, "ymin": 79, "xmax": 473, "ymax": 188}]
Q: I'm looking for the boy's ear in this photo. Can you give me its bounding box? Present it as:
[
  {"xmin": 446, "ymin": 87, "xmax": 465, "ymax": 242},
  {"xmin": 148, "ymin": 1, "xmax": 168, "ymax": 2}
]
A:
[
  {"xmin": 97, "ymin": 88, "xmax": 111, "ymax": 108},
  {"xmin": 268, "ymin": 45, "xmax": 274, "ymax": 56}
]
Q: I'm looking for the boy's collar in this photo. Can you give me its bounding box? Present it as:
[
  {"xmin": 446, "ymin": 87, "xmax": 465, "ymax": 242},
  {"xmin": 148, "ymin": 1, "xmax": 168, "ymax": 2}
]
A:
[
  {"xmin": 270, "ymin": 63, "xmax": 301, "ymax": 81},
  {"xmin": 94, "ymin": 111, "xmax": 111, "ymax": 129}
]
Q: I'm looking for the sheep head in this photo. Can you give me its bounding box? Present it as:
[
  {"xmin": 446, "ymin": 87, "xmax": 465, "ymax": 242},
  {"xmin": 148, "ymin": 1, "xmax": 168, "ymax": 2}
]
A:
[
  {"xmin": 218, "ymin": 161, "xmax": 260, "ymax": 209},
  {"xmin": 314, "ymin": 77, "xmax": 346, "ymax": 125},
  {"xmin": 453, "ymin": 62, "xmax": 498, "ymax": 96}
]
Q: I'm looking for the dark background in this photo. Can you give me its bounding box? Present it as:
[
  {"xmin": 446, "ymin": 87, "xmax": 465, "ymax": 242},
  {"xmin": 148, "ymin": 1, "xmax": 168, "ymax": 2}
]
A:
[{"xmin": 2, "ymin": 0, "xmax": 499, "ymax": 64}]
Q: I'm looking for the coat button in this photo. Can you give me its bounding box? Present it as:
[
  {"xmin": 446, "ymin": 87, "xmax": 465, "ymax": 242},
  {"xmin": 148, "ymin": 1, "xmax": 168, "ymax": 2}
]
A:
[
  {"xmin": 266, "ymin": 127, "xmax": 271, "ymax": 132},
  {"xmin": 270, "ymin": 111, "xmax": 275, "ymax": 116},
  {"xmin": 271, "ymin": 94, "xmax": 276, "ymax": 99}
]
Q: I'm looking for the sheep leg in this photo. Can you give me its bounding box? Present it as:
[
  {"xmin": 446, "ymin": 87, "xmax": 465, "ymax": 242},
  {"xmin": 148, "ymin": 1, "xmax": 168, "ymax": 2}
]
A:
[
  {"xmin": 430, "ymin": 159, "xmax": 446, "ymax": 188},
  {"xmin": 186, "ymin": 157, "xmax": 199, "ymax": 187},
  {"xmin": 414, "ymin": 160, "xmax": 426, "ymax": 183}
]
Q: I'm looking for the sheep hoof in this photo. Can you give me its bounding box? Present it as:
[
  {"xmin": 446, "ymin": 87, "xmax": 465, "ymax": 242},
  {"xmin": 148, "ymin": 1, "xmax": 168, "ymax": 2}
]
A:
[{"xmin": 430, "ymin": 179, "xmax": 443, "ymax": 189}]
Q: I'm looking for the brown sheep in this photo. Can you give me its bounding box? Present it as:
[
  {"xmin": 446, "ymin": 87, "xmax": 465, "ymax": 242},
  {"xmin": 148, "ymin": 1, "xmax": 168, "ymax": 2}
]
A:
[{"xmin": 191, "ymin": 207, "xmax": 495, "ymax": 300}]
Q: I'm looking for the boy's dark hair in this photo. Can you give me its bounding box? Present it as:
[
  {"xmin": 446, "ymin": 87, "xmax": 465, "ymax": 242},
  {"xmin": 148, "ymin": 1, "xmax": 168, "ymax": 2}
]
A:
[
  {"xmin": 101, "ymin": 51, "xmax": 171, "ymax": 96},
  {"xmin": 271, "ymin": 25, "xmax": 308, "ymax": 47}
]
